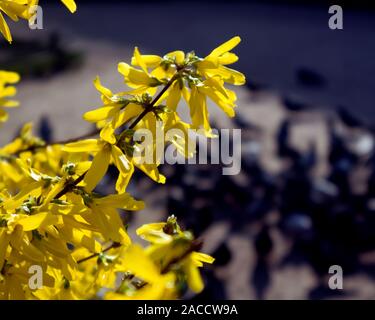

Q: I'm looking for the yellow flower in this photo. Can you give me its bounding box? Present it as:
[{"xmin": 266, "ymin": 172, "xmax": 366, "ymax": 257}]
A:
[
  {"xmin": 182, "ymin": 252, "xmax": 214, "ymax": 293},
  {"xmin": 85, "ymin": 75, "xmax": 196, "ymax": 162},
  {"xmin": 0, "ymin": 0, "xmax": 37, "ymax": 43},
  {"xmin": 122, "ymin": 37, "xmax": 245, "ymax": 136},
  {"xmin": 0, "ymin": 38, "xmax": 247, "ymax": 300},
  {"xmin": 105, "ymin": 244, "xmax": 176, "ymax": 300},
  {"xmin": 32, "ymin": 264, "xmax": 95, "ymax": 300},
  {"xmin": 84, "ymin": 192, "xmax": 144, "ymax": 245},
  {"xmin": 0, "ymin": 70, "xmax": 20, "ymax": 122},
  {"xmin": 60, "ymin": 0, "xmax": 76, "ymax": 13},
  {"xmin": 136, "ymin": 216, "xmax": 214, "ymax": 293},
  {"xmin": 196, "ymin": 36, "xmax": 246, "ymax": 85},
  {"xmin": 130, "ymin": 49, "xmax": 186, "ymax": 86},
  {"xmin": 63, "ymin": 137, "xmax": 166, "ymax": 194},
  {"xmin": 136, "ymin": 215, "xmax": 182, "ymax": 244},
  {"xmin": 83, "ymin": 76, "xmax": 145, "ymax": 144},
  {"xmin": 118, "ymin": 47, "xmax": 164, "ymax": 95},
  {"xmin": 0, "ymin": 0, "xmax": 76, "ymax": 43}
]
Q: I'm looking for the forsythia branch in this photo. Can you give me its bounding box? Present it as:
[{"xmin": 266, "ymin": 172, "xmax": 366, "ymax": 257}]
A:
[
  {"xmin": 77, "ymin": 242, "xmax": 121, "ymax": 264},
  {"xmin": 0, "ymin": 33, "xmax": 245, "ymax": 300}
]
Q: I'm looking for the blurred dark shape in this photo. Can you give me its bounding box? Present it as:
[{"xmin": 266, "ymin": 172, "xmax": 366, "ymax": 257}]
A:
[
  {"xmin": 245, "ymin": 195, "xmax": 273, "ymax": 223},
  {"xmin": 298, "ymin": 142, "xmax": 317, "ymax": 171},
  {"xmin": 38, "ymin": 115, "xmax": 53, "ymax": 143},
  {"xmin": 254, "ymin": 225, "xmax": 273, "ymax": 258},
  {"xmin": 212, "ymin": 242, "xmax": 232, "ymax": 267},
  {"xmin": 327, "ymin": 119, "xmax": 358, "ymax": 200},
  {"xmin": 277, "ymin": 119, "xmax": 301, "ymax": 161},
  {"xmin": 308, "ymin": 283, "xmax": 348, "ymax": 300},
  {"xmin": 0, "ymin": 33, "xmax": 83, "ymax": 78},
  {"xmin": 232, "ymin": 114, "xmax": 259, "ymax": 132},
  {"xmin": 251, "ymin": 225, "xmax": 273, "ymax": 299},
  {"xmin": 282, "ymin": 212, "xmax": 313, "ymax": 237},
  {"xmin": 282, "ymin": 96, "xmax": 311, "ymax": 112},
  {"xmin": 312, "ymin": 178, "xmax": 339, "ymax": 198},
  {"xmin": 252, "ymin": 258, "xmax": 270, "ymax": 300},
  {"xmin": 296, "ymin": 67, "xmax": 326, "ymax": 87},
  {"xmin": 189, "ymin": 206, "xmax": 215, "ymax": 235},
  {"xmin": 328, "ymin": 120, "xmax": 357, "ymax": 167},
  {"xmin": 192, "ymin": 269, "xmax": 227, "ymax": 300},
  {"xmin": 245, "ymin": 78, "xmax": 268, "ymax": 92},
  {"xmin": 337, "ymin": 106, "xmax": 364, "ymax": 128}
]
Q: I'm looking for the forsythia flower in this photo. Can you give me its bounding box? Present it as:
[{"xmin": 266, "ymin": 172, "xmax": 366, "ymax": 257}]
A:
[
  {"xmin": 105, "ymin": 216, "xmax": 214, "ymax": 299},
  {"xmin": 0, "ymin": 0, "xmax": 76, "ymax": 43},
  {"xmin": 0, "ymin": 0, "xmax": 36, "ymax": 43},
  {"xmin": 0, "ymin": 36, "xmax": 243, "ymax": 300},
  {"xmin": 105, "ymin": 244, "xmax": 177, "ymax": 300},
  {"xmin": 60, "ymin": 0, "xmax": 76, "ymax": 13},
  {"xmin": 0, "ymin": 70, "xmax": 20, "ymax": 122},
  {"xmin": 70, "ymin": 36, "xmax": 244, "ymax": 195},
  {"xmin": 62, "ymin": 136, "xmax": 166, "ymax": 194},
  {"xmin": 121, "ymin": 37, "xmax": 246, "ymax": 136}
]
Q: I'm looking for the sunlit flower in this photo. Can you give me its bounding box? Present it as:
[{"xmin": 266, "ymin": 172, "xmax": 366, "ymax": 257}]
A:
[
  {"xmin": 0, "ymin": 37, "xmax": 244, "ymax": 300},
  {"xmin": 0, "ymin": 0, "xmax": 76, "ymax": 43},
  {"xmin": 0, "ymin": 70, "xmax": 20, "ymax": 122}
]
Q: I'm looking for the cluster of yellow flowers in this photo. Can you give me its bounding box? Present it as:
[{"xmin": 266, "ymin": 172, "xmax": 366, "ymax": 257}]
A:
[
  {"xmin": 0, "ymin": 70, "xmax": 19, "ymax": 122},
  {"xmin": 0, "ymin": 0, "xmax": 76, "ymax": 43},
  {"xmin": 0, "ymin": 2, "xmax": 245, "ymax": 300}
]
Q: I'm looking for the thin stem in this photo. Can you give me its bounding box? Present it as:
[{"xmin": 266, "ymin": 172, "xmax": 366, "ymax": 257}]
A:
[
  {"xmin": 46, "ymin": 70, "xmax": 182, "ymax": 199},
  {"xmin": 161, "ymin": 239, "xmax": 203, "ymax": 274},
  {"xmin": 77, "ymin": 242, "xmax": 121, "ymax": 264},
  {"xmin": 14, "ymin": 72, "xmax": 181, "ymax": 156},
  {"xmin": 14, "ymin": 127, "xmax": 100, "ymax": 156},
  {"xmin": 54, "ymin": 171, "xmax": 87, "ymax": 199},
  {"xmin": 52, "ymin": 127, "xmax": 100, "ymax": 145},
  {"xmin": 128, "ymin": 73, "xmax": 180, "ymax": 130}
]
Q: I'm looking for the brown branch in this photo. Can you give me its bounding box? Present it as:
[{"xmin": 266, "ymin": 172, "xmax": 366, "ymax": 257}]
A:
[
  {"xmin": 77, "ymin": 242, "xmax": 121, "ymax": 264},
  {"xmin": 14, "ymin": 127, "xmax": 100, "ymax": 156},
  {"xmin": 54, "ymin": 171, "xmax": 87, "ymax": 199},
  {"xmin": 40, "ymin": 71, "xmax": 182, "ymax": 200},
  {"xmin": 14, "ymin": 71, "xmax": 180, "ymax": 156},
  {"xmin": 161, "ymin": 239, "xmax": 203, "ymax": 274},
  {"xmin": 52, "ymin": 127, "xmax": 101, "ymax": 145},
  {"xmin": 128, "ymin": 73, "xmax": 180, "ymax": 130}
]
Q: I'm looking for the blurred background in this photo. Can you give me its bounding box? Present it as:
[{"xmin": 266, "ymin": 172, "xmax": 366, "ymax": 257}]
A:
[{"xmin": 1, "ymin": 0, "xmax": 375, "ymax": 299}]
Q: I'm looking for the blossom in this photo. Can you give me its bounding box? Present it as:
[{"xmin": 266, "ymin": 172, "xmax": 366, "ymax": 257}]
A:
[
  {"xmin": 0, "ymin": 70, "xmax": 20, "ymax": 122},
  {"xmin": 0, "ymin": 0, "xmax": 76, "ymax": 43},
  {"xmin": 136, "ymin": 216, "xmax": 215, "ymax": 293},
  {"xmin": 104, "ymin": 244, "xmax": 177, "ymax": 300},
  {"xmin": 196, "ymin": 36, "xmax": 246, "ymax": 85},
  {"xmin": 61, "ymin": 0, "xmax": 76, "ymax": 13},
  {"xmin": 115, "ymin": 36, "xmax": 245, "ymax": 136},
  {"xmin": 62, "ymin": 137, "xmax": 166, "ymax": 194},
  {"xmin": 0, "ymin": 0, "xmax": 37, "ymax": 43},
  {"xmin": 0, "ymin": 37, "xmax": 244, "ymax": 300}
]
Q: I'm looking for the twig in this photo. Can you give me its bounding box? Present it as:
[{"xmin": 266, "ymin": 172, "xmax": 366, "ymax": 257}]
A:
[
  {"xmin": 128, "ymin": 73, "xmax": 180, "ymax": 129},
  {"xmin": 14, "ymin": 127, "xmax": 100, "ymax": 156},
  {"xmin": 54, "ymin": 171, "xmax": 87, "ymax": 199},
  {"xmin": 77, "ymin": 242, "xmax": 121, "ymax": 264},
  {"xmin": 161, "ymin": 239, "xmax": 203, "ymax": 274}
]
